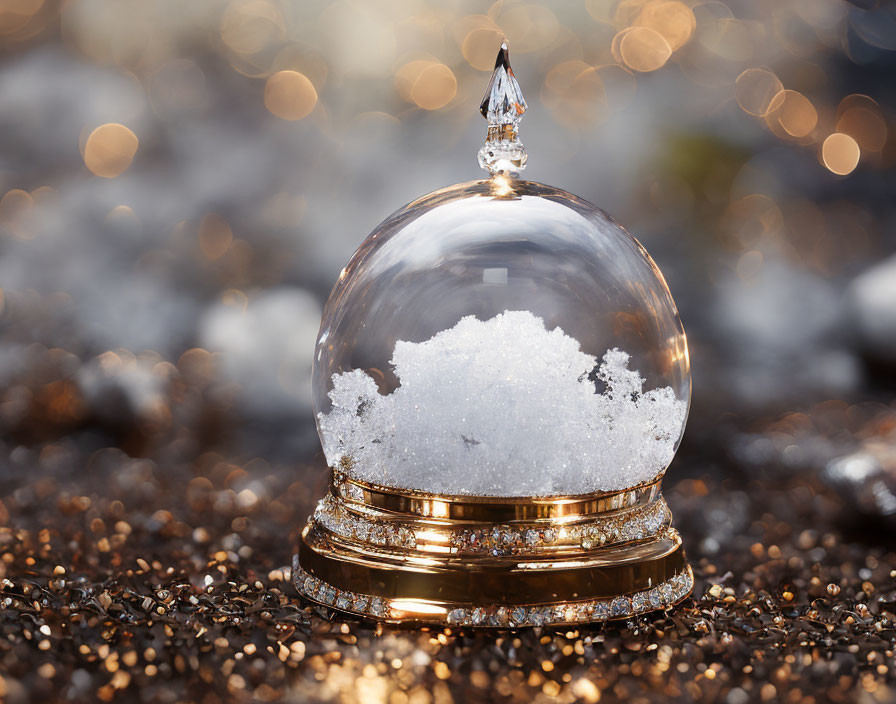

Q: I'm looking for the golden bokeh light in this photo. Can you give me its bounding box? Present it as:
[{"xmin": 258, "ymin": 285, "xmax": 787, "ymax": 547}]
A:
[
  {"xmin": 410, "ymin": 63, "xmax": 456, "ymax": 111},
  {"xmin": 734, "ymin": 68, "xmax": 784, "ymax": 117},
  {"xmin": 636, "ymin": 1, "xmax": 695, "ymax": 52},
  {"xmin": 822, "ymin": 133, "xmax": 860, "ymax": 176},
  {"xmin": 83, "ymin": 123, "xmax": 138, "ymax": 178},
  {"xmin": 395, "ymin": 59, "xmax": 436, "ymax": 102},
  {"xmin": 614, "ymin": 27, "xmax": 671, "ymax": 73},
  {"xmin": 774, "ymin": 90, "xmax": 817, "ymax": 138},
  {"xmin": 836, "ymin": 96, "xmax": 888, "ymax": 154},
  {"xmin": 462, "ymin": 27, "xmax": 505, "ymax": 70},
  {"xmin": 264, "ymin": 70, "xmax": 317, "ymax": 121}
]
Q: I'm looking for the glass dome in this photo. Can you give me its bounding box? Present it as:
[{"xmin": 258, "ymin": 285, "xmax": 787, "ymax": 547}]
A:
[{"xmin": 312, "ymin": 177, "xmax": 690, "ymax": 497}]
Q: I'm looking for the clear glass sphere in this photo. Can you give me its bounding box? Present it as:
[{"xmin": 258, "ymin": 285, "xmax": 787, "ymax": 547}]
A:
[{"xmin": 312, "ymin": 178, "xmax": 690, "ymax": 497}]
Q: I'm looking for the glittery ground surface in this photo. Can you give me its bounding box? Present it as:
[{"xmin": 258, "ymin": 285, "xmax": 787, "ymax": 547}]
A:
[{"xmin": 0, "ymin": 437, "xmax": 894, "ymax": 704}]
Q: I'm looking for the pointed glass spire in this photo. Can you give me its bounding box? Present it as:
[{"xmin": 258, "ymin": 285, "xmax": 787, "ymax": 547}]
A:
[
  {"xmin": 477, "ymin": 43, "xmax": 528, "ymax": 176},
  {"xmin": 479, "ymin": 43, "xmax": 527, "ymax": 126}
]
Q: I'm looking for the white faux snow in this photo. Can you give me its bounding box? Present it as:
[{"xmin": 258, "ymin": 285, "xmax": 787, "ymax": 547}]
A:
[{"xmin": 318, "ymin": 311, "xmax": 686, "ymax": 496}]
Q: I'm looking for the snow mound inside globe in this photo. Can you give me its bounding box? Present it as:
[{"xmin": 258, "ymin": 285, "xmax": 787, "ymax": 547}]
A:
[{"xmin": 318, "ymin": 310, "xmax": 686, "ymax": 496}]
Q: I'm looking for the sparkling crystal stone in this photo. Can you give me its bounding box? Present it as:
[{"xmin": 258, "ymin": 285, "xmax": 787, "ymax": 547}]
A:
[
  {"xmin": 648, "ymin": 588, "xmax": 663, "ymax": 609},
  {"xmin": 511, "ymin": 606, "xmax": 528, "ymax": 626},
  {"xmin": 542, "ymin": 528, "xmax": 556, "ymax": 544},
  {"xmin": 529, "ymin": 607, "xmax": 549, "ymax": 626},
  {"xmin": 354, "ymin": 596, "xmax": 369, "ymax": 612},
  {"xmin": 524, "ymin": 529, "xmax": 539, "ymax": 547},
  {"xmin": 660, "ymin": 582, "xmax": 675, "ymax": 604},
  {"xmin": 479, "ymin": 43, "xmax": 527, "ymax": 125},
  {"xmin": 471, "ymin": 607, "xmax": 486, "ymax": 626},
  {"xmin": 323, "ymin": 586, "xmax": 337, "ymax": 605},
  {"xmin": 610, "ymin": 596, "xmax": 632, "ymax": 618},
  {"xmin": 631, "ymin": 592, "xmax": 649, "ymax": 613},
  {"xmin": 398, "ymin": 526, "xmax": 416, "ymax": 548},
  {"xmin": 335, "ymin": 593, "xmax": 352, "ymax": 610},
  {"xmin": 447, "ymin": 608, "xmax": 466, "ymax": 626},
  {"xmin": 575, "ymin": 603, "xmax": 592, "ymax": 621},
  {"xmin": 593, "ymin": 601, "xmax": 610, "ymax": 620},
  {"xmin": 369, "ymin": 598, "xmax": 385, "ymax": 617},
  {"xmin": 490, "ymin": 607, "xmax": 510, "ymax": 627}
]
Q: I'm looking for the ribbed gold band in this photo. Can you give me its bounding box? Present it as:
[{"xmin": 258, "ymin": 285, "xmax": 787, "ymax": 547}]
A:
[{"xmin": 333, "ymin": 470, "xmax": 663, "ymax": 522}]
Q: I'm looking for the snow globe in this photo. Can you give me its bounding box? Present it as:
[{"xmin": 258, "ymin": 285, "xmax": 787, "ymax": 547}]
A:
[{"xmin": 294, "ymin": 45, "xmax": 692, "ymax": 627}]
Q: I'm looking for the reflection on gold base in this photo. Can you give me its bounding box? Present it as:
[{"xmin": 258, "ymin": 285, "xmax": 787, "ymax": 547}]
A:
[{"xmin": 293, "ymin": 471, "xmax": 692, "ymax": 627}]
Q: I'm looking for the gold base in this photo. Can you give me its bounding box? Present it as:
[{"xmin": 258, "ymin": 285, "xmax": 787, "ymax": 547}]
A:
[{"xmin": 294, "ymin": 472, "xmax": 692, "ymax": 627}]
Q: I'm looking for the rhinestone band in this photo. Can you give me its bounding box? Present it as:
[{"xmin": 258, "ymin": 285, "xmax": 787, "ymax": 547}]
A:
[
  {"xmin": 312, "ymin": 493, "xmax": 671, "ymax": 555},
  {"xmin": 293, "ymin": 558, "xmax": 693, "ymax": 628}
]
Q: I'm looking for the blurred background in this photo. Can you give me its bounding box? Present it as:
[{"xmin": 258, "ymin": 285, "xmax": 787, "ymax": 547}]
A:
[
  {"xmin": 1, "ymin": 0, "xmax": 896, "ymax": 522},
  {"xmin": 3, "ymin": 0, "xmax": 896, "ymax": 510},
  {"xmin": 2, "ymin": 0, "xmax": 896, "ymax": 701}
]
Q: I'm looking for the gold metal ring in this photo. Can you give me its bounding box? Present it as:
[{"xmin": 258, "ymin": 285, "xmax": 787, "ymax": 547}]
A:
[{"xmin": 333, "ymin": 470, "xmax": 662, "ymax": 522}]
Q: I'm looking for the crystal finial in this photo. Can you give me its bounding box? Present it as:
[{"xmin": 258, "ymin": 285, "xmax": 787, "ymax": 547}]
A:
[
  {"xmin": 477, "ymin": 42, "xmax": 528, "ymax": 176},
  {"xmin": 479, "ymin": 43, "xmax": 527, "ymax": 125}
]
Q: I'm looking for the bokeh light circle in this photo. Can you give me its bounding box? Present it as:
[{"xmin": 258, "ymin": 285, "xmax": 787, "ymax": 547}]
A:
[
  {"xmin": 734, "ymin": 68, "xmax": 784, "ymax": 117},
  {"xmin": 822, "ymin": 133, "xmax": 860, "ymax": 176},
  {"xmin": 83, "ymin": 123, "xmax": 138, "ymax": 178},
  {"xmin": 264, "ymin": 70, "xmax": 317, "ymax": 121}
]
